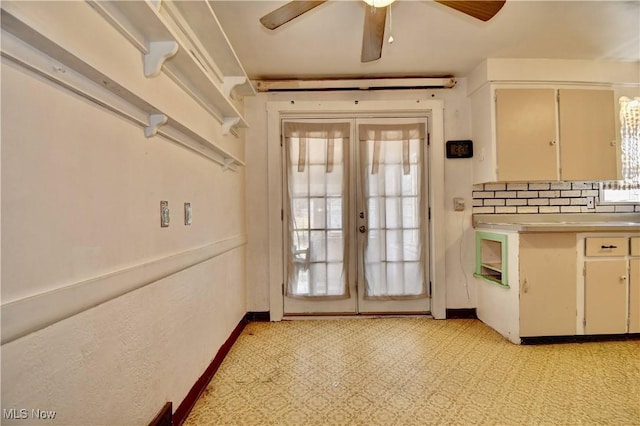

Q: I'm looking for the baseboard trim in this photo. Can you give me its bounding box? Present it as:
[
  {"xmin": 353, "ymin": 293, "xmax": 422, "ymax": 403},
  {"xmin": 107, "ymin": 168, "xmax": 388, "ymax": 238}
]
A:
[
  {"xmin": 148, "ymin": 402, "xmax": 172, "ymax": 426},
  {"xmin": 446, "ymin": 308, "xmax": 478, "ymax": 319},
  {"xmin": 521, "ymin": 333, "xmax": 640, "ymax": 345},
  {"xmin": 173, "ymin": 315, "xmax": 248, "ymax": 426},
  {"xmin": 246, "ymin": 311, "xmax": 270, "ymax": 322}
]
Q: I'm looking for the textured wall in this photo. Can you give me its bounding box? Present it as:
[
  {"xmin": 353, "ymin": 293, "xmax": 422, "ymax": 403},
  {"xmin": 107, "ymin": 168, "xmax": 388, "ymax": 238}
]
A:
[{"xmin": 0, "ymin": 6, "xmax": 247, "ymax": 424}]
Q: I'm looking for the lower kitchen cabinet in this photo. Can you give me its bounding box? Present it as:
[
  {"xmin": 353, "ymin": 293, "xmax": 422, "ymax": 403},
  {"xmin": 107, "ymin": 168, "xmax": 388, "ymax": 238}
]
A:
[
  {"xmin": 629, "ymin": 258, "xmax": 640, "ymax": 333},
  {"xmin": 519, "ymin": 233, "xmax": 577, "ymax": 337},
  {"xmin": 583, "ymin": 236, "xmax": 640, "ymax": 335},
  {"xmin": 584, "ymin": 259, "xmax": 628, "ymax": 334}
]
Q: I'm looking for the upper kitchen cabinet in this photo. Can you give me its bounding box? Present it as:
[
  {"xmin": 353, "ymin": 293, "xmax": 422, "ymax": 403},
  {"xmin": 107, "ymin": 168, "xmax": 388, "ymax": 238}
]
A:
[
  {"xmin": 495, "ymin": 89, "xmax": 558, "ymax": 181},
  {"xmin": 473, "ymin": 86, "xmax": 618, "ymax": 183},
  {"xmin": 558, "ymin": 89, "xmax": 617, "ymax": 181}
]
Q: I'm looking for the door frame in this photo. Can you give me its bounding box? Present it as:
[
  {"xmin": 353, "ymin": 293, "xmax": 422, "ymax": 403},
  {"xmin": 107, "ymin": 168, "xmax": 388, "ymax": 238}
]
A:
[{"xmin": 266, "ymin": 99, "xmax": 446, "ymax": 320}]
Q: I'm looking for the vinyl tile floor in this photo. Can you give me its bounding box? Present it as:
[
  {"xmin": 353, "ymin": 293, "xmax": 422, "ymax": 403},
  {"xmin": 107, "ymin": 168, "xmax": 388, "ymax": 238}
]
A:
[{"xmin": 183, "ymin": 318, "xmax": 640, "ymax": 425}]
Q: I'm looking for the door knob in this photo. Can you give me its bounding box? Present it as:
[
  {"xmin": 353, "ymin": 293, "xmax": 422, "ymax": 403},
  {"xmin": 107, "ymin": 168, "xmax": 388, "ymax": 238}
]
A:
[{"xmin": 359, "ymin": 225, "xmax": 367, "ymax": 233}]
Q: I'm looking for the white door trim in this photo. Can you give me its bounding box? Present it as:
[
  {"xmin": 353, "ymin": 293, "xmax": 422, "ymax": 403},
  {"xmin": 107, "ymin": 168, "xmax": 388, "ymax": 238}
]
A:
[{"xmin": 267, "ymin": 99, "xmax": 446, "ymax": 320}]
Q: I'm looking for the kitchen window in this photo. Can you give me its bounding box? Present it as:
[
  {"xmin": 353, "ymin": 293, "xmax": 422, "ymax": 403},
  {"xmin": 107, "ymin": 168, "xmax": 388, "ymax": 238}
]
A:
[{"xmin": 600, "ymin": 96, "xmax": 640, "ymax": 203}]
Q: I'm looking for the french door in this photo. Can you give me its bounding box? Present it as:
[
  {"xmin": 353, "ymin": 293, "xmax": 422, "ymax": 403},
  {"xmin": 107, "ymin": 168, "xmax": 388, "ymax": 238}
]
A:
[{"xmin": 283, "ymin": 117, "xmax": 430, "ymax": 315}]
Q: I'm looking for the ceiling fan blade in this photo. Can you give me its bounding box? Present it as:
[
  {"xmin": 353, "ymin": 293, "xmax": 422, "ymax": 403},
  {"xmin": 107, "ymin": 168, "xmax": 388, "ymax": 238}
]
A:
[
  {"xmin": 259, "ymin": 1, "xmax": 327, "ymax": 30},
  {"xmin": 434, "ymin": 0, "xmax": 506, "ymax": 22},
  {"xmin": 361, "ymin": 5, "xmax": 387, "ymax": 63}
]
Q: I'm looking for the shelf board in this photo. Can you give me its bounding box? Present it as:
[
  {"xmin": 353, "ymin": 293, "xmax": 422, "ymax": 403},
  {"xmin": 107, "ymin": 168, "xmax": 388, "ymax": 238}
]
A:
[
  {"xmin": 0, "ymin": 8, "xmax": 244, "ymax": 169},
  {"xmin": 481, "ymin": 262, "xmax": 503, "ymax": 273},
  {"xmin": 88, "ymin": 0, "xmax": 248, "ymax": 133},
  {"xmin": 165, "ymin": 0, "xmax": 255, "ymax": 97}
]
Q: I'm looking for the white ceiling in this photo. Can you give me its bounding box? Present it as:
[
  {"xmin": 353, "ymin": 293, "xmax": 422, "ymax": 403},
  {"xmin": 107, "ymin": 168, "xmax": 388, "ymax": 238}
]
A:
[{"xmin": 210, "ymin": 0, "xmax": 640, "ymax": 80}]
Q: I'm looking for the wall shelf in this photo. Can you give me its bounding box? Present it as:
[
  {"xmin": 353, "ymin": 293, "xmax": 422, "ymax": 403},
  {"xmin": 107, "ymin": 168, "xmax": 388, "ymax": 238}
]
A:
[
  {"xmin": 88, "ymin": 0, "xmax": 252, "ymax": 135},
  {"xmin": 1, "ymin": 8, "xmax": 244, "ymax": 170}
]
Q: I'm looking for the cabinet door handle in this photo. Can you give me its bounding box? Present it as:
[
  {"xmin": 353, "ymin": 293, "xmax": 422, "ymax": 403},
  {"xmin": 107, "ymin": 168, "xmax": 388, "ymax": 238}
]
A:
[
  {"xmin": 621, "ymin": 276, "xmax": 627, "ymax": 281},
  {"xmin": 549, "ymin": 140, "xmax": 557, "ymax": 146},
  {"xmin": 601, "ymin": 245, "xmax": 617, "ymax": 249}
]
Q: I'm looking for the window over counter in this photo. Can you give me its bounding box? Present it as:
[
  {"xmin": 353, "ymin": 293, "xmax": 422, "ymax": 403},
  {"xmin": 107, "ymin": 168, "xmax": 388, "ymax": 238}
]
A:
[{"xmin": 600, "ymin": 96, "xmax": 640, "ymax": 204}]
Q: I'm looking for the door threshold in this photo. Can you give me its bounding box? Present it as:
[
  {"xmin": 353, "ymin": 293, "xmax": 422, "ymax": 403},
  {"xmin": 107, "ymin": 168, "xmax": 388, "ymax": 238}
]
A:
[{"xmin": 283, "ymin": 312, "xmax": 432, "ymax": 321}]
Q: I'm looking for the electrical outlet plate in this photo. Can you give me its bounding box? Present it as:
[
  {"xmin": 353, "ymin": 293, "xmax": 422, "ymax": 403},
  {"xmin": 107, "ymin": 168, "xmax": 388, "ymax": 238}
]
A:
[
  {"xmin": 454, "ymin": 197, "xmax": 465, "ymax": 211},
  {"xmin": 160, "ymin": 201, "xmax": 170, "ymax": 227},
  {"xmin": 184, "ymin": 202, "xmax": 192, "ymax": 225}
]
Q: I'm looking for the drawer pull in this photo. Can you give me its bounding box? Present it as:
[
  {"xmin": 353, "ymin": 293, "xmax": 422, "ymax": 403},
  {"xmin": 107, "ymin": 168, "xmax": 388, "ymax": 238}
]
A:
[{"xmin": 601, "ymin": 245, "xmax": 617, "ymax": 249}]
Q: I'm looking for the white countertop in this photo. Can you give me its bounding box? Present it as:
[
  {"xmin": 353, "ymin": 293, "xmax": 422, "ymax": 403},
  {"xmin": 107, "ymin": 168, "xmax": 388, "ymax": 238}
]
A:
[{"xmin": 473, "ymin": 213, "xmax": 640, "ymax": 233}]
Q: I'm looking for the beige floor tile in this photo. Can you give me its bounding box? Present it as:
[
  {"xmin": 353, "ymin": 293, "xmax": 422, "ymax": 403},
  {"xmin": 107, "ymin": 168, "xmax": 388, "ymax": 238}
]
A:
[{"xmin": 184, "ymin": 318, "xmax": 640, "ymax": 426}]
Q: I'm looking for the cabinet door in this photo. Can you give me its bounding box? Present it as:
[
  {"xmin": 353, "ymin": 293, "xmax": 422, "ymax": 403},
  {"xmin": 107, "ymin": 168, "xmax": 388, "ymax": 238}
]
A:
[
  {"xmin": 559, "ymin": 89, "xmax": 617, "ymax": 181},
  {"xmin": 630, "ymin": 258, "xmax": 640, "ymax": 333},
  {"xmin": 585, "ymin": 260, "xmax": 628, "ymax": 334},
  {"xmin": 519, "ymin": 233, "xmax": 576, "ymax": 337},
  {"xmin": 496, "ymin": 89, "xmax": 558, "ymax": 181}
]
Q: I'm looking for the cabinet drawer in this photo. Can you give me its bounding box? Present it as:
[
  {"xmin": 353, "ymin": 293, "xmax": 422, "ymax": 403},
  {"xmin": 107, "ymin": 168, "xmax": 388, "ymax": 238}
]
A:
[
  {"xmin": 585, "ymin": 237, "xmax": 628, "ymax": 257},
  {"xmin": 631, "ymin": 237, "xmax": 640, "ymax": 256}
]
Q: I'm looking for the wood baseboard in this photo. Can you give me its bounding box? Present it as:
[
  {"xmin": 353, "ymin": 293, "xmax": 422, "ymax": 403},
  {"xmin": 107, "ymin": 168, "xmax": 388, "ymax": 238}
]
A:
[
  {"xmin": 446, "ymin": 308, "xmax": 478, "ymax": 319},
  {"xmin": 173, "ymin": 316, "xmax": 248, "ymax": 425},
  {"xmin": 148, "ymin": 402, "xmax": 172, "ymax": 426},
  {"xmin": 245, "ymin": 311, "xmax": 270, "ymax": 321}
]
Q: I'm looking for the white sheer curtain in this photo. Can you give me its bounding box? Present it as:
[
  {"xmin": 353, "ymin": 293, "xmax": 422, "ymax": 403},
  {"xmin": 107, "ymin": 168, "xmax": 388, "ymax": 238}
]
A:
[
  {"xmin": 620, "ymin": 97, "xmax": 640, "ymax": 188},
  {"xmin": 359, "ymin": 123, "xmax": 427, "ymax": 300},
  {"xmin": 283, "ymin": 122, "xmax": 351, "ymax": 299}
]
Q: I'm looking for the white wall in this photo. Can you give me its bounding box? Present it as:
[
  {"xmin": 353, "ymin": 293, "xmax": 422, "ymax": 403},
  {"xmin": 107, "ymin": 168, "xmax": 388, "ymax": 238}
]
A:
[
  {"xmin": 0, "ymin": 4, "xmax": 247, "ymax": 425},
  {"xmin": 244, "ymin": 80, "xmax": 476, "ymax": 312}
]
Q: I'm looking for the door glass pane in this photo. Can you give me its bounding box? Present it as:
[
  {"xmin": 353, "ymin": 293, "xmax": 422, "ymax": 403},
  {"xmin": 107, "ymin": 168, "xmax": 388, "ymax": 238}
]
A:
[
  {"xmin": 285, "ymin": 123, "xmax": 349, "ymax": 299},
  {"xmin": 360, "ymin": 124, "xmax": 426, "ymax": 299}
]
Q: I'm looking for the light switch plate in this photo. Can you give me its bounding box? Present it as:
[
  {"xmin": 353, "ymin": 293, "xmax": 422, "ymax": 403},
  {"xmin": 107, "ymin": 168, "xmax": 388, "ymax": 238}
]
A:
[
  {"xmin": 184, "ymin": 202, "xmax": 192, "ymax": 225},
  {"xmin": 160, "ymin": 201, "xmax": 170, "ymax": 227},
  {"xmin": 454, "ymin": 197, "xmax": 465, "ymax": 211}
]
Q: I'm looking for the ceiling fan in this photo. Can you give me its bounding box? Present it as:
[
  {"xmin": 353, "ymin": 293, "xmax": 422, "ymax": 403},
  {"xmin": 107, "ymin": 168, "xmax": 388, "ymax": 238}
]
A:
[{"xmin": 259, "ymin": 0, "xmax": 506, "ymax": 63}]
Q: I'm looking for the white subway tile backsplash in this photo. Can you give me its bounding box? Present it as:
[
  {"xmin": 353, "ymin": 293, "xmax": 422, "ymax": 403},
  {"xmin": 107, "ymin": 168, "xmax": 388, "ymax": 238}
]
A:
[
  {"xmin": 614, "ymin": 205, "xmax": 635, "ymax": 213},
  {"xmin": 528, "ymin": 199, "xmax": 549, "ymax": 206},
  {"xmin": 495, "ymin": 207, "xmax": 518, "ymax": 214},
  {"xmin": 529, "ymin": 183, "xmax": 550, "ymax": 190},
  {"xmin": 472, "ymin": 191, "xmax": 495, "ymax": 199},
  {"xmin": 539, "ymin": 206, "xmax": 561, "ymax": 214},
  {"xmin": 539, "ymin": 191, "xmax": 560, "ymax": 198},
  {"xmin": 473, "ymin": 207, "xmax": 495, "ymax": 214},
  {"xmin": 517, "ymin": 206, "xmax": 539, "ymax": 213},
  {"xmin": 507, "ymin": 183, "xmax": 528, "ymax": 191},
  {"xmin": 472, "ymin": 180, "xmax": 637, "ymax": 214},
  {"xmin": 560, "ymin": 206, "xmax": 582, "ymax": 213},
  {"xmin": 581, "ymin": 190, "xmax": 599, "ymax": 197},
  {"xmin": 495, "ymin": 191, "xmax": 512, "ymax": 198},
  {"xmin": 595, "ymin": 205, "xmax": 616, "ymax": 213},
  {"xmin": 517, "ymin": 191, "xmax": 539, "ymax": 198},
  {"xmin": 550, "ymin": 182, "xmax": 572, "ymax": 190},
  {"xmin": 572, "ymin": 182, "xmax": 593, "ymax": 190},
  {"xmin": 484, "ymin": 183, "xmax": 506, "ymax": 191}
]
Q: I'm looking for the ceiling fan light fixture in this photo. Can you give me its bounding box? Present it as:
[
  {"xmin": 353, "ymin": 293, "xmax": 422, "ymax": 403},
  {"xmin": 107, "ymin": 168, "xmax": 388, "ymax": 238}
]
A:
[{"xmin": 362, "ymin": 0, "xmax": 395, "ymax": 8}]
